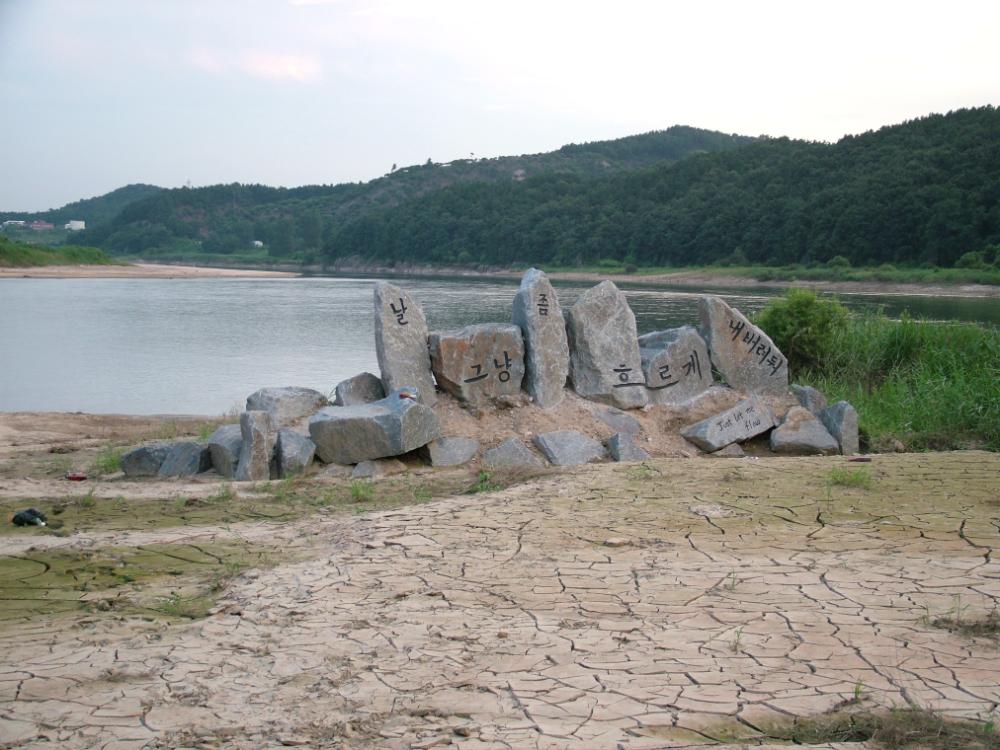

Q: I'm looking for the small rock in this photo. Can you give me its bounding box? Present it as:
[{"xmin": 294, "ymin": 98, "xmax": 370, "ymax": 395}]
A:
[
  {"xmin": 566, "ymin": 280, "xmax": 648, "ymax": 409},
  {"xmin": 680, "ymin": 397, "xmax": 776, "ymax": 452},
  {"xmin": 639, "ymin": 325, "xmax": 713, "ymax": 404},
  {"xmin": 512, "ymin": 268, "xmax": 570, "ymax": 408},
  {"xmin": 158, "ymin": 442, "xmax": 212, "ymax": 478},
  {"xmin": 533, "ymin": 430, "xmax": 605, "ymax": 466},
  {"xmin": 820, "ymin": 400, "xmax": 860, "ymax": 455},
  {"xmin": 323, "ymin": 463, "xmax": 353, "ymax": 478},
  {"xmin": 607, "ymin": 432, "xmax": 650, "ymax": 461},
  {"xmin": 709, "ymin": 443, "xmax": 746, "ymax": 458},
  {"xmin": 207, "ymin": 424, "xmax": 242, "ymax": 479},
  {"xmin": 770, "ymin": 406, "xmax": 839, "ymax": 455},
  {"xmin": 276, "ymin": 429, "xmax": 315, "ymax": 477},
  {"xmin": 590, "ymin": 405, "xmax": 642, "ymax": 436},
  {"xmin": 603, "ymin": 537, "xmax": 631, "ymax": 548},
  {"xmin": 374, "ymin": 282, "xmax": 437, "ymax": 405},
  {"xmin": 428, "ymin": 324, "xmax": 525, "ymax": 406},
  {"xmin": 246, "ymin": 386, "xmax": 328, "ymax": 427},
  {"xmin": 419, "ymin": 437, "xmax": 480, "ymax": 467},
  {"xmin": 699, "ymin": 296, "xmax": 788, "ymax": 396},
  {"xmin": 121, "ymin": 442, "xmax": 174, "ymax": 477},
  {"xmin": 791, "ymin": 384, "xmax": 828, "ymax": 416},
  {"xmin": 333, "ymin": 372, "xmax": 385, "ymax": 406},
  {"xmin": 482, "ymin": 438, "xmax": 545, "ymax": 469},
  {"xmin": 352, "ymin": 458, "xmax": 407, "ymax": 479},
  {"xmin": 234, "ymin": 410, "xmax": 278, "ymax": 481}
]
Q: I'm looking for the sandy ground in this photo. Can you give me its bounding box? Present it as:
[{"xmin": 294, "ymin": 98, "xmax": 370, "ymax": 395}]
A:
[
  {"xmin": 1, "ymin": 410, "xmax": 998, "ymax": 749},
  {"xmin": 0, "ymin": 263, "xmax": 296, "ymax": 279}
]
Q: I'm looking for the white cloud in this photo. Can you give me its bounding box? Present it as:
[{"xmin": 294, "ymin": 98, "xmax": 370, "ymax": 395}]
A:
[{"xmin": 188, "ymin": 49, "xmax": 322, "ymax": 82}]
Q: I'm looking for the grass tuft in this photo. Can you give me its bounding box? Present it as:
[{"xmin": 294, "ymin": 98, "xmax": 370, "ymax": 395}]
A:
[{"xmin": 827, "ymin": 467, "xmax": 873, "ymax": 489}]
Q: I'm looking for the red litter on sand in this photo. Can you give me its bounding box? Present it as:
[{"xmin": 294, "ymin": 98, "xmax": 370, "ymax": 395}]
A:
[{"xmin": 65, "ymin": 472, "xmax": 88, "ymax": 481}]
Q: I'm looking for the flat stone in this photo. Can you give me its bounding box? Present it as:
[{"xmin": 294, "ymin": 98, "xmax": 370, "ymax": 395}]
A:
[
  {"xmin": 607, "ymin": 432, "xmax": 650, "ymax": 461},
  {"xmin": 791, "ymin": 384, "xmax": 828, "ymax": 417},
  {"xmin": 323, "ymin": 463, "xmax": 353, "ymax": 478},
  {"xmin": 709, "ymin": 443, "xmax": 746, "ymax": 458},
  {"xmin": 207, "ymin": 424, "xmax": 242, "ymax": 478},
  {"xmin": 120, "ymin": 442, "xmax": 173, "ymax": 477},
  {"xmin": 512, "ymin": 268, "xmax": 570, "ymax": 408},
  {"xmin": 482, "ymin": 438, "xmax": 545, "ymax": 469},
  {"xmin": 246, "ymin": 387, "xmax": 328, "ymax": 428},
  {"xmin": 821, "ymin": 400, "xmax": 860, "ymax": 455},
  {"xmin": 277, "ymin": 429, "xmax": 315, "ymax": 477},
  {"xmin": 638, "ymin": 326, "xmax": 713, "ymax": 404},
  {"xmin": 309, "ymin": 389, "xmax": 441, "ymax": 465},
  {"xmin": 428, "ymin": 324, "xmax": 525, "ymax": 405},
  {"xmin": 374, "ymin": 282, "xmax": 437, "ymax": 405},
  {"xmin": 590, "ymin": 405, "xmax": 642, "ymax": 436},
  {"xmin": 680, "ymin": 397, "xmax": 776, "ymax": 452},
  {"xmin": 533, "ymin": 430, "xmax": 605, "ymax": 466},
  {"xmin": 235, "ymin": 410, "xmax": 278, "ymax": 481},
  {"xmin": 352, "ymin": 458, "xmax": 407, "ymax": 479},
  {"xmin": 158, "ymin": 442, "xmax": 212, "ymax": 477},
  {"xmin": 333, "ymin": 372, "xmax": 385, "ymax": 406},
  {"xmin": 419, "ymin": 437, "xmax": 480, "ymax": 467},
  {"xmin": 770, "ymin": 406, "xmax": 840, "ymax": 455},
  {"xmin": 698, "ymin": 296, "xmax": 788, "ymax": 396},
  {"xmin": 566, "ymin": 280, "xmax": 648, "ymax": 409}
]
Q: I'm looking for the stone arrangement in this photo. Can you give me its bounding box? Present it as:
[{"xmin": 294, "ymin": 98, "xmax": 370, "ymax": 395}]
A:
[{"xmin": 120, "ymin": 269, "xmax": 861, "ymax": 479}]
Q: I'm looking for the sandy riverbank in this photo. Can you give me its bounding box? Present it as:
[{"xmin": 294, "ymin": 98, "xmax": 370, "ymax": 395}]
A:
[{"xmin": 0, "ymin": 262, "xmax": 297, "ymax": 279}]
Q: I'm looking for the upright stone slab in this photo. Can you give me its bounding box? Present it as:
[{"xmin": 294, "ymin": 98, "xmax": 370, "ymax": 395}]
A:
[
  {"xmin": 639, "ymin": 326, "xmax": 713, "ymax": 405},
  {"xmin": 607, "ymin": 432, "xmax": 650, "ymax": 462},
  {"xmin": 374, "ymin": 282, "xmax": 436, "ymax": 406},
  {"xmin": 680, "ymin": 397, "xmax": 776, "ymax": 452},
  {"xmin": 276, "ymin": 428, "xmax": 315, "ymax": 477},
  {"xmin": 699, "ymin": 296, "xmax": 788, "ymax": 396},
  {"xmin": 333, "ymin": 372, "xmax": 385, "ymax": 406},
  {"xmin": 770, "ymin": 406, "xmax": 839, "ymax": 455},
  {"xmin": 246, "ymin": 387, "xmax": 328, "ymax": 428},
  {"xmin": 308, "ymin": 389, "xmax": 441, "ymax": 465},
  {"xmin": 821, "ymin": 401, "xmax": 860, "ymax": 455},
  {"xmin": 428, "ymin": 324, "xmax": 525, "ymax": 406},
  {"xmin": 791, "ymin": 384, "xmax": 828, "ymax": 417},
  {"xmin": 566, "ymin": 281, "xmax": 648, "ymax": 409},
  {"xmin": 512, "ymin": 268, "xmax": 570, "ymax": 408},
  {"xmin": 235, "ymin": 410, "xmax": 277, "ymax": 481},
  {"xmin": 207, "ymin": 424, "xmax": 242, "ymax": 478}
]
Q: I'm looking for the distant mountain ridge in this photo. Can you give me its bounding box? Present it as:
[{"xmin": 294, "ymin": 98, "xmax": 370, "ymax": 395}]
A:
[{"xmin": 0, "ymin": 184, "xmax": 162, "ymax": 228}]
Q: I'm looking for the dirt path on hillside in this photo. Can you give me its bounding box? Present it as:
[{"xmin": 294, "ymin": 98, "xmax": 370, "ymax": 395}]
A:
[{"xmin": 1, "ymin": 451, "xmax": 997, "ymax": 749}]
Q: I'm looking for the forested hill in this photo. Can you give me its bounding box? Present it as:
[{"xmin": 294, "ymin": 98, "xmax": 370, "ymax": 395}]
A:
[
  {"xmin": 0, "ymin": 184, "xmax": 162, "ymax": 228},
  {"xmin": 73, "ymin": 126, "xmax": 754, "ymax": 256},
  {"xmin": 328, "ymin": 106, "xmax": 1000, "ymax": 269}
]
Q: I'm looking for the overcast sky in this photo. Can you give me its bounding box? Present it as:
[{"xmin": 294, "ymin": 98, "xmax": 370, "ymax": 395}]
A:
[{"xmin": 1, "ymin": 0, "xmax": 997, "ymax": 211}]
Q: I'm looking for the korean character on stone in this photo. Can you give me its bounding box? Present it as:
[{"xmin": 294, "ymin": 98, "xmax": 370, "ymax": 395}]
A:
[{"xmin": 494, "ymin": 351, "xmax": 513, "ymax": 382}]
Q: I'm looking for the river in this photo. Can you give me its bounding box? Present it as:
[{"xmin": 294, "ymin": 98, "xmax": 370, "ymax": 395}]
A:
[{"xmin": 1, "ymin": 275, "xmax": 996, "ymax": 414}]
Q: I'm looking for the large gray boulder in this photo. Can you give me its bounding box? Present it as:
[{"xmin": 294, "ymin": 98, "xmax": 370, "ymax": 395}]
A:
[
  {"xmin": 207, "ymin": 424, "xmax": 242, "ymax": 478},
  {"xmin": 698, "ymin": 296, "xmax": 788, "ymax": 396},
  {"xmin": 121, "ymin": 442, "xmax": 173, "ymax": 477},
  {"xmin": 821, "ymin": 401, "xmax": 860, "ymax": 455},
  {"xmin": 483, "ymin": 438, "xmax": 545, "ymax": 469},
  {"xmin": 791, "ymin": 384, "xmax": 828, "ymax": 417},
  {"xmin": 309, "ymin": 389, "xmax": 441, "ymax": 465},
  {"xmin": 246, "ymin": 387, "xmax": 328, "ymax": 427},
  {"xmin": 680, "ymin": 397, "xmax": 776, "ymax": 452},
  {"xmin": 566, "ymin": 281, "xmax": 648, "ymax": 409},
  {"xmin": 235, "ymin": 410, "xmax": 278, "ymax": 481},
  {"xmin": 276, "ymin": 428, "xmax": 315, "ymax": 477},
  {"xmin": 512, "ymin": 268, "xmax": 570, "ymax": 408},
  {"xmin": 770, "ymin": 406, "xmax": 839, "ymax": 455},
  {"xmin": 607, "ymin": 432, "xmax": 650, "ymax": 462},
  {"xmin": 534, "ymin": 431, "xmax": 605, "ymax": 466},
  {"xmin": 333, "ymin": 372, "xmax": 385, "ymax": 406},
  {"xmin": 639, "ymin": 326, "xmax": 713, "ymax": 405},
  {"xmin": 419, "ymin": 437, "xmax": 480, "ymax": 467},
  {"xmin": 374, "ymin": 282, "xmax": 437, "ymax": 405},
  {"xmin": 158, "ymin": 442, "xmax": 212, "ymax": 478},
  {"xmin": 428, "ymin": 324, "xmax": 525, "ymax": 406}
]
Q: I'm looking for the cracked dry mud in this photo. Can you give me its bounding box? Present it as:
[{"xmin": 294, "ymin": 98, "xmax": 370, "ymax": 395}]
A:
[{"xmin": 2, "ymin": 452, "xmax": 999, "ymax": 749}]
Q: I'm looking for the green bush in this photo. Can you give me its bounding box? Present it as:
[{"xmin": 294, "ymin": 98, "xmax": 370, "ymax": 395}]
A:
[
  {"xmin": 826, "ymin": 255, "xmax": 851, "ymax": 268},
  {"xmin": 754, "ymin": 289, "xmax": 849, "ymax": 372},
  {"xmin": 956, "ymin": 251, "xmax": 987, "ymax": 269}
]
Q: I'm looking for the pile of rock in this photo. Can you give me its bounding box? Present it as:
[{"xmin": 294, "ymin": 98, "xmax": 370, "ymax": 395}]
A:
[{"xmin": 120, "ymin": 270, "xmax": 861, "ymax": 480}]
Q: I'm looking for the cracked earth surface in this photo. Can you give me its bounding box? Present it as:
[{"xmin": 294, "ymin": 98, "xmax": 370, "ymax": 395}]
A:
[{"xmin": 1, "ymin": 452, "xmax": 998, "ymax": 749}]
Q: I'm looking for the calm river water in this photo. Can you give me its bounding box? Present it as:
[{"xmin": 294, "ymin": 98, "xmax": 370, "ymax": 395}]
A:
[{"xmin": 1, "ymin": 275, "xmax": 996, "ymax": 414}]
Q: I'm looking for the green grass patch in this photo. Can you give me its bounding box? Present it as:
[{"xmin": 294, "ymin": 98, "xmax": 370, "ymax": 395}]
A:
[
  {"xmin": 349, "ymin": 479, "xmax": 375, "ymax": 503},
  {"xmin": 0, "ymin": 235, "xmax": 120, "ymax": 267},
  {"xmin": 466, "ymin": 470, "xmax": 501, "ymax": 494},
  {"xmin": 90, "ymin": 444, "xmax": 123, "ymax": 475},
  {"xmin": 827, "ymin": 467, "xmax": 873, "ymax": 489}
]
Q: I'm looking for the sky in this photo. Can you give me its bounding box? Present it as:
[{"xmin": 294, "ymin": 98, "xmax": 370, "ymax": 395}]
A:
[{"xmin": 1, "ymin": 0, "xmax": 998, "ymax": 212}]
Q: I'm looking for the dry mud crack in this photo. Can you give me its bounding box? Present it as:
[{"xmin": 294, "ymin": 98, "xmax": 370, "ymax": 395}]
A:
[{"xmin": 1, "ymin": 452, "xmax": 998, "ymax": 749}]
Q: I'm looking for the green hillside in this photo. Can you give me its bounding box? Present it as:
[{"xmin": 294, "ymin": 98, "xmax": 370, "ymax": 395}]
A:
[
  {"xmin": 0, "ymin": 235, "xmax": 117, "ymax": 267},
  {"xmin": 0, "ymin": 184, "xmax": 163, "ymax": 228},
  {"xmin": 327, "ymin": 107, "xmax": 1000, "ymax": 270},
  {"xmin": 71, "ymin": 126, "xmax": 755, "ymax": 258}
]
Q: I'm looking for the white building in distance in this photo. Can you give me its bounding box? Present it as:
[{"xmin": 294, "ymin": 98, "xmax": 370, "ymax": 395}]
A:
[{"xmin": 64, "ymin": 220, "xmax": 86, "ymax": 231}]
